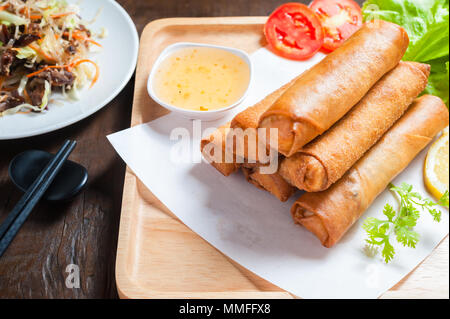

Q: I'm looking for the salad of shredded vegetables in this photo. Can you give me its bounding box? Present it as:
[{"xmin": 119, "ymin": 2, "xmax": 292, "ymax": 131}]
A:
[{"xmin": 0, "ymin": 0, "xmax": 101, "ymax": 116}]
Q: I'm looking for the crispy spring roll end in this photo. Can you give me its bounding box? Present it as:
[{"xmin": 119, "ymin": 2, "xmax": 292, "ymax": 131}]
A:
[
  {"xmin": 259, "ymin": 115, "xmax": 295, "ymax": 156},
  {"xmin": 258, "ymin": 21, "xmax": 410, "ymax": 156},
  {"xmin": 259, "ymin": 115, "xmax": 319, "ymax": 157},
  {"xmin": 201, "ymin": 139, "xmax": 238, "ymax": 177},
  {"xmin": 409, "ymin": 61, "xmax": 431, "ymax": 78},
  {"xmin": 280, "ymin": 155, "xmax": 327, "ymax": 192},
  {"xmin": 280, "ymin": 61, "xmax": 431, "ymax": 192},
  {"xmin": 291, "ymin": 205, "xmax": 329, "ymax": 246},
  {"xmin": 291, "ymin": 95, "xmax": 449, "ymax": 248},
  {"xmin": 200, "ymin": 124, "xmax": 239, "ymax": 177},
  {"xmin": 242, "ymin": 167, "xmax": 295, "ymax": 202}
]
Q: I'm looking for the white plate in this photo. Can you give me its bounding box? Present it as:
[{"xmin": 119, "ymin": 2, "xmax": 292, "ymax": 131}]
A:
[{"xmin": 0, "ymin": 0, "xmax": 139, "ymax": 140}]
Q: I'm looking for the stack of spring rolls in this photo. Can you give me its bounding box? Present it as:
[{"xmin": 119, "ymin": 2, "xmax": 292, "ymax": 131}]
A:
[{"xmin": 201, "ymin": 20, "xmax": 450, "ymax": 247}]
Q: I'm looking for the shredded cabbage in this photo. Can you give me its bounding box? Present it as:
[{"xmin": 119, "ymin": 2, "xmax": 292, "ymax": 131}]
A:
[
  {"xmin": 67, "ymin": 85, "xmax": 80, "ymax": 100},
  {"xmin": 65, "ymin": 15, "xmax": 80, "ymax": 30},
  {"xmin": 17, "ymin": 76, "xmax": 29, "ymax": 96},
  {"xmin": 15, "ymin": 46, "xmax": 38, "ymax": 60},
  {"xmin": 0, "ymin": 103, "xmax": 44, "ymax": 117},
  {"xmin": 40, "ymin": 80, "xmax": 52, "ymax": 110},
  {"xmin": 0, "ymin": 0, "xmax": 102, "ymax": 116},
  {"xmin": 17, "ymin": 76, "xmax": 28, "ymax": 95},
  {"xmin": 36, "ymin": 0, "xmax": 68, "ymax": 10},
  {"xmin": 0, "ymin": 11, "xmax": 28, "ymax": 26}
]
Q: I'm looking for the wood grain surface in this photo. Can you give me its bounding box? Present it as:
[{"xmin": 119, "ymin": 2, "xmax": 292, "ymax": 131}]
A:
[
  {"xmin": 116, "ymin": 16, "xmax": 449, "ymax": 300},
  {"xmin": 0, "ymin": 0, "xmax": 328, "ymax": 300},
  {"xmin": 117, "ymin": 17, "xmax": 296, "ymax": 299}
]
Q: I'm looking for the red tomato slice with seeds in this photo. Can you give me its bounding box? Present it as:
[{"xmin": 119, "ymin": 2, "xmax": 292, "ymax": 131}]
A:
[
  {"xmin": 309, "ymin": 0, "xmax": 363, "ymax": 52},
  {"xmin": 264, "ymin": 3, "xmax": 324, "ymax": 60}
]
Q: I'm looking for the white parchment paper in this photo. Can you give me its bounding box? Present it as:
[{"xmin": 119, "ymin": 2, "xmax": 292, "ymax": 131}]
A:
[{"xmin": 108, "ymin": 48, "xmax": 449, "ymax": 299}]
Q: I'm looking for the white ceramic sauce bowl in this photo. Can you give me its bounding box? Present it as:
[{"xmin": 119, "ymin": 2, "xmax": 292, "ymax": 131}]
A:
[{"xmin": 147, "ymin": 42, "xmax": 253, "ymax": 121}]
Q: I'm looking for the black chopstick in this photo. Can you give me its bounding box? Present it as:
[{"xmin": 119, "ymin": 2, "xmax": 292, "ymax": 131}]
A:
[
  {"xmin": 0, "ymin": 140, "xmax": 71, "ymax": 240},
  {"xmin": 0, "ymin": 140, "xmax": 77, "ymax": 257}
]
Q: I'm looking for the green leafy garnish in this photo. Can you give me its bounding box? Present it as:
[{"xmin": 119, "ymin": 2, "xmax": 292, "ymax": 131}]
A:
[
  {"xmin": 424, "ymin": 59, "xmax": 449, "ymax": 107},
  {"xmin": 362, "ymin": 0, "xmax": 449, "ymax": 106},
  {"xmin": 438, "ymin": 189, "xmax": 449, "ymax": 207},
  {"xmin": 363, "ymin": 183, "xmax": 449, "ymax": 263}
]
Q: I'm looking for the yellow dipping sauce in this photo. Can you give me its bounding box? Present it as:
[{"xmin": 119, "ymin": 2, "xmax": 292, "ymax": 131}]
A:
[{"xmin": 153, "ymin": 47, "xmax": 250, "ymax": 111}]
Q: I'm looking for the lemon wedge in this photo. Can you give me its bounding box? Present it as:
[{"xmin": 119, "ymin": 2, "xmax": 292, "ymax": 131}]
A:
[{"xmin": 424, "ymin": 127, "xmax": 449, "ymax": 200}]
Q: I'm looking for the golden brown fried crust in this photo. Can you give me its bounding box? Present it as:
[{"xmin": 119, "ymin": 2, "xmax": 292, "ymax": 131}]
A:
[
  {"xmin": 259, "ymin": 20, "xmax": 410, "ymax": 157},
  {"xmin": 291, "ymin": 95, "xmax": 449, "ymax": 247},
  {"xmin": 279, "ymin": 61, "xmax": 430, "ymax": 192},
  {"xmin": 242, "ymin": 165, "xmax": 295, "ymax": 202},
  {"xmin": 200, "ymin": 123, "xmax": 239, "ymax": 176},
  {"xmin": 231, "ymin": 76, "xmax": 300, "ymax": 162}
]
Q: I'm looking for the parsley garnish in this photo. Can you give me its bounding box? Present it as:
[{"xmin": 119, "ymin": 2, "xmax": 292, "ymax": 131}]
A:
[{"xmin": 363, "ymin": 183, "xmax": 449, "ymax": 263}]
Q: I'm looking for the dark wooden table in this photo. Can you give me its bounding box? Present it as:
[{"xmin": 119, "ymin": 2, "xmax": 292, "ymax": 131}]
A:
[{"xmin": 0, "ymin": 0, "xmax": 364, "ymax": 299}]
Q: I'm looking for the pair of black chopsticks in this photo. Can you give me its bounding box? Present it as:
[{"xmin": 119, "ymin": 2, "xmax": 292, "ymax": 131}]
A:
[{"xmin": 0, "ymin": 140, "xmax": 77, "ymax": 258}]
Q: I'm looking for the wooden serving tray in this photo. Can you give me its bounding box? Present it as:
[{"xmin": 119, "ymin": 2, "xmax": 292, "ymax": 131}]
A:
[{"xmin": 115, "ymin": 17, "xmax": 449, "ymax": 299}]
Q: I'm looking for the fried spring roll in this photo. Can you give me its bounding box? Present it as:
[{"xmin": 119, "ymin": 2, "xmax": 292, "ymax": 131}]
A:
[
  {"xmin": 279, "ymin": 62, "xmax": 430, "ymax": 192},
  {"xmin": 259, "ymin": 20, "xmax": 410, "ymax": 157},
  {"xmin": 201, "ymin": 123, "xmax": 239, "ymax": 176},
  {"xmin": 201, "ymin": 77, "xmax": 297, "ymax": 177},
  {"xmin": 291, "ymin": 95, "xmax": 449, "ymax": 247},
  {"xmin": 231, "ymin": 76, "xmax": 299, "ymax": 162},
  {"xmin": 242, "ymin": 164, "xmax": 294, "ymax": 202},
  {"xmin": 200, "ymin": 78, "xmax": 298, "ymax": 178}
]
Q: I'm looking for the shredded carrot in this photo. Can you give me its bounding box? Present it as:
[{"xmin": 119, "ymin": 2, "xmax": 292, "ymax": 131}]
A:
[
  {"xmin": 26, "ymin": 64, "xmax": 69, "ymax": 78},
  {"xmin": 85, "ymin": 38, "xmax": 102, "ymax": 47},
  {"xmin": 71, "ymin": 59, "xmax": 100, "ymax": 88},
  {"xmin": 28, "ymin": 43, "xmax": 56, "ymax": 62},
  {"xmin": 30, "ymin": 11, "xmax": 76, "ymax": 20},
  {"xmin": 61, "ymin": 31, "xmax": 103, "ymax": 47},
  {"xmin": 26, "ymin": 59, "xmax": 99, "ymax": 89},
  {"xmin": 50, "ymin": 12, "xmax": 76, "ymax": 19},
  {"xmin": 0, "ymin": 4, "xmax": 10, "ymax": 11},
  {"xmin": 23, "ymin": 88, "xmax": 32, "ymax": 104},
  {"xmin": 19, "ymin": 7, "xmax": 30, "ymax": 14},
  {"xmin": 73, "ymin": 34, "xmax": 102, "ymax": 47},
  {"xmin": 1, "ymin": 86, "xmax": 19, "ymax": 92},
  {"xmin": 23, "ymin": 7, "xmax": 30, "ymax": 33}
]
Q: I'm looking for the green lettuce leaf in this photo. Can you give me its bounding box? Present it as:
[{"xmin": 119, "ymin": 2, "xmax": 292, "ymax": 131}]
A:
[
  {"xmin": 362, "ymin": 0, "xmax": 449, "ymax": 106},
  {"xmin": 423, "ymin": 58, "xmax": 449, "ymax": 105}
]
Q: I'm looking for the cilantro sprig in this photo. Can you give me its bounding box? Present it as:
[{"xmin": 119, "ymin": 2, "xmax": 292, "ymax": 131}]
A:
[{"xmin": 363, "ymin": 183, "xmax": 449, "ymax": 263}]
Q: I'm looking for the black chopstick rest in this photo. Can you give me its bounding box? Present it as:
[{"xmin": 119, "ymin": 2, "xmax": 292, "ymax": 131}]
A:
[
  {"xmin": 0, "ymin": 140, "xmax": 72, "ymax": 239},
  {"xmin": 0, "ymin": 140, "xmax": 77, "ymax": 257}
]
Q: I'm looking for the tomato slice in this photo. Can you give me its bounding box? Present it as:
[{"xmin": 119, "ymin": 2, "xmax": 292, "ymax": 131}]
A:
[
  {"xmin": 264, "ymin": 3, "xmax": 324, "ymax": 60},
  {"xmin": 309, "ymin": 0, "xmax": 363, "ymax": 52}
]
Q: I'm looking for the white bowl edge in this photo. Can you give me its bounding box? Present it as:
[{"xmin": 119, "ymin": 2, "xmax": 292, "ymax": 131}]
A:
[{"xmin": 147, "ymin": 42, "xmax": 253, "ymax": 121}]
